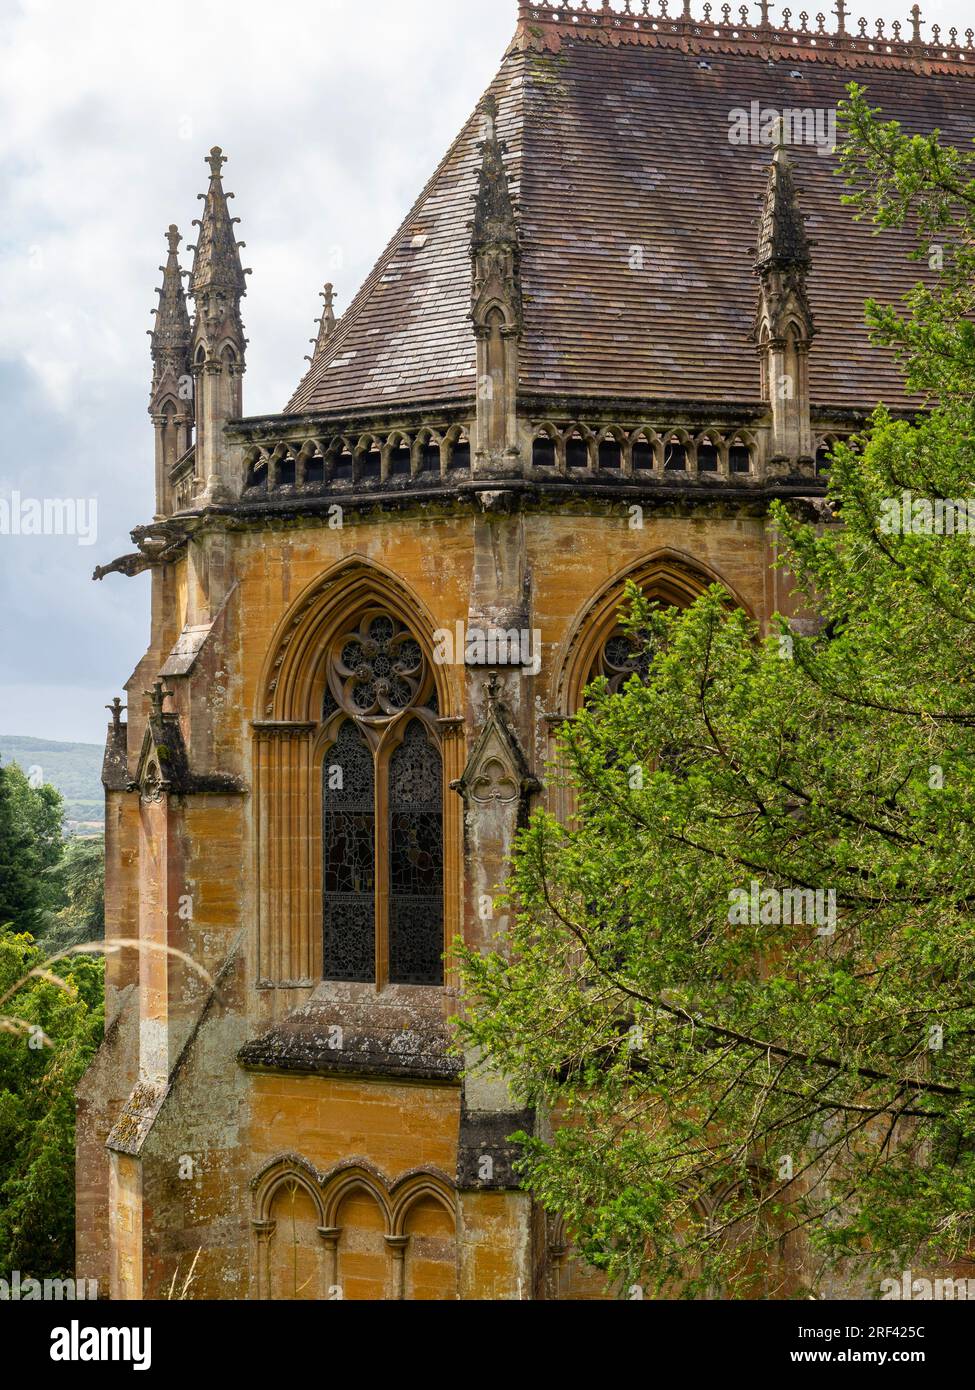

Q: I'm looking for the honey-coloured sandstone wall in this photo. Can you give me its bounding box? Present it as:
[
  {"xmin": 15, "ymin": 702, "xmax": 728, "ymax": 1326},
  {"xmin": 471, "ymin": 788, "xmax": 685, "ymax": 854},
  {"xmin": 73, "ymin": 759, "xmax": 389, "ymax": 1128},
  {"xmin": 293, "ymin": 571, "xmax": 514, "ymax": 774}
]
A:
[{"xmin": 78, "ymin": 496, "xmax": 805, "ymax": 1300}]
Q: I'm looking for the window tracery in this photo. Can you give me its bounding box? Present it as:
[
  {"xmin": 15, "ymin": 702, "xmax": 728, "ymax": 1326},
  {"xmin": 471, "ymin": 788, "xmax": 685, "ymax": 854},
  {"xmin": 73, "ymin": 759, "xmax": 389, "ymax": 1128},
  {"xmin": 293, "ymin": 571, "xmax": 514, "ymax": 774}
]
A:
[
  {"xmin": 588, "ymin": 629, "xmax": 653, "ymax": 695},
  {"xmin": 322, "ymin": 612, "xmax": 443, "ymax": 987}
]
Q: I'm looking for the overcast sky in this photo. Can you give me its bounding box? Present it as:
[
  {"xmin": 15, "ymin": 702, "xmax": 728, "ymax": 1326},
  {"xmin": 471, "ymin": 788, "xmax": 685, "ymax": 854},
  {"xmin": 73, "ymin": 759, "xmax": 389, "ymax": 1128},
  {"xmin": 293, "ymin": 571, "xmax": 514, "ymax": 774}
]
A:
[{"xmin": 0, "ymin": 0, "xmax": 971, "ymax": 745}]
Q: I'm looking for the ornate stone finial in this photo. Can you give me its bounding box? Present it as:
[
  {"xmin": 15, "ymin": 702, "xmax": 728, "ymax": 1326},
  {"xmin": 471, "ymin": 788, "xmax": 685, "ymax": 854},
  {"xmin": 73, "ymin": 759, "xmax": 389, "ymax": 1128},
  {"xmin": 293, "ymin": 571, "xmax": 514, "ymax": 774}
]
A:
[
  {"xmin": 190, "ymin": 147, "xmax": 249, "ymax": 302},
  {"xmin": 486, "ymin": 673, "xmax": 503, "ymax": 709},
  {"xmin": 832, "ymin": 0, "xmax": 847, "ymax": 33},
  {"xmin": 205, "ymin": 145, "xmax": 228, "ymax": 179},
  {"xmin": 909, "ymin": 4, "xmax": 923, "ymax": 42},
  {"xmin": 149, "ymin": 224, "xmax": 191, "ymax": 386},
  {"xmin": 144, "ymin": 678, "xmax": 175, "ymax": 720},
  {"xmin": 106, "ymin": 697, "xmax": 127, "ymax": 733},
  {"xmin": 471, "ymin": 96, "xmax": 518, "ymax": 255},
  {"xmin": 758, "ymin": 0, "xmax": 773, "ymax": 24},
  {"xmin": 306, "ymin": 282, "xmax": 338, "ymax": 362},
  {"xmin": 480, "ymin": 93, "xmax": 498, "ymax": 143},
  {"xmin": 756, "ymin": 142, "xmax": 812, "ymax": 271}
]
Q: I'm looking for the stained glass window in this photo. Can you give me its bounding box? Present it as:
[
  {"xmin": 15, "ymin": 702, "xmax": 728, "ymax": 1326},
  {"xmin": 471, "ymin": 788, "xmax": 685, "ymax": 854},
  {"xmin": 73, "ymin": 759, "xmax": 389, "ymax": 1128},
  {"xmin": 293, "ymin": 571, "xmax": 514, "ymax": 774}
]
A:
[
  {"xmin": 321, "ymin": 612, "xmax": 444, "ymax": 988},
  {"xmin": 323, "ymin": 721, "xmax": 376, "ymax": 982},
  {"xmin": 389, "ymin": 721, "xmax": 444, "ymax": 986}
]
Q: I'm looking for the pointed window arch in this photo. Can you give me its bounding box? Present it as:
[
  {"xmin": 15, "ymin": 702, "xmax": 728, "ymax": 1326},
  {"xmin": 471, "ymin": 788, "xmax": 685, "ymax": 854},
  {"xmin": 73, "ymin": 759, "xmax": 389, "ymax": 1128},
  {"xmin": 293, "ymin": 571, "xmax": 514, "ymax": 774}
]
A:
[
  {"xmin": 557, "ymin": 554, "xmax": 754, "ymax": 720},
  {"xmin": 255, "ymin": 561, "xmax": 461, "ymax": 992},
  {"xmin": 729, "ymin": 436, "xmax": 753, "ymax": 475},
  {"xmin": 664, "ymin": 434, "xmax": 688, "ymax": 472},
  {"xmin": 320, "ymin": 612, "xmax": 444, "ymax": 987}
]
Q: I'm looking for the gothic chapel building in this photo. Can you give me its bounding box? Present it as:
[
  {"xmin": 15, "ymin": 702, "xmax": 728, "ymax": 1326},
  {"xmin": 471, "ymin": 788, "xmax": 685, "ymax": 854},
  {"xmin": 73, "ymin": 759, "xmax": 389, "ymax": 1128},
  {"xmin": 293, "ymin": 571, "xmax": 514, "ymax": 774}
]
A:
[{"xmin": 78, "ymin": 2, "xmax": 975, "ymax": 1299}]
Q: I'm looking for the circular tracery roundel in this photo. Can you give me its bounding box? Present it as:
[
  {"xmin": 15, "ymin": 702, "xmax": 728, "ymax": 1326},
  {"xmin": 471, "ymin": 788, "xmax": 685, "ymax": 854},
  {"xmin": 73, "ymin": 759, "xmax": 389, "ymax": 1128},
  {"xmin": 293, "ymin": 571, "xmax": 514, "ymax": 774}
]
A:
[
  {"xmin": 329, "ymin": 611, "xmax": 426, "ymax": 719},
  {"xmin": 590, "ymin": 629, "xmax": 653, "ymax": 695}
]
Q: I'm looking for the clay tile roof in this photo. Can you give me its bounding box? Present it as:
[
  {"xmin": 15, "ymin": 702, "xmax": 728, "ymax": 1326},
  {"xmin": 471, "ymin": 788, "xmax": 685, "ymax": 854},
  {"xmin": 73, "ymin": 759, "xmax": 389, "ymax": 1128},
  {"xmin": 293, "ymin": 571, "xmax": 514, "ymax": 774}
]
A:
[{"xmin": 286, "ymin": 3, "xmax": 975, "ymax": 418}]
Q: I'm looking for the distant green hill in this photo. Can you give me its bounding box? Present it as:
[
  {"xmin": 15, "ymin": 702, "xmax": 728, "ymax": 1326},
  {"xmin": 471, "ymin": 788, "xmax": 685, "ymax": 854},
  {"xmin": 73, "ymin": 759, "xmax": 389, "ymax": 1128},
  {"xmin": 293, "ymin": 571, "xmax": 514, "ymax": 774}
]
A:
[{"xmin": 0, "ymin": 736, "xmax": 104, "ymax": 828}]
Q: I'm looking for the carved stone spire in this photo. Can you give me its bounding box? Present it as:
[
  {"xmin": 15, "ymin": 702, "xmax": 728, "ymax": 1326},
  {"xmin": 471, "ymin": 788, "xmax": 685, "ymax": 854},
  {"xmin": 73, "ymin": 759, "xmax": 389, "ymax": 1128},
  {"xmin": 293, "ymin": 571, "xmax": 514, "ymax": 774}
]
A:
[
  {"xmin": 190, "ymin": 147, "xmax": 249, "ymax": 305},
  {"xmin": 470, "ymin": 95, "xmax": 521, "ymax": 473},
  {"xmin": 754, "ymin": 145, "xmax": 816, "ymax": 474},
  {"xmin": 150, "ymin": 225, "xmax": 191, "ymax": 389},
  {"xmin": 471, "ymin": 98, "xmax": 519, "ymax": 266},
  {"xmin": 756, "ymin": 142, "xmax": 812, "ymax": 277},
  {"xmin": 305, "ymin": 282, "xmax": 337, "ymax": 363},
  {"xmin": 188, "ymin": 147, "xmax": 250, "ymax": 502},
  {"xmin": 149, "ymin": 226, "xmax": 193, "ymax": 518}
]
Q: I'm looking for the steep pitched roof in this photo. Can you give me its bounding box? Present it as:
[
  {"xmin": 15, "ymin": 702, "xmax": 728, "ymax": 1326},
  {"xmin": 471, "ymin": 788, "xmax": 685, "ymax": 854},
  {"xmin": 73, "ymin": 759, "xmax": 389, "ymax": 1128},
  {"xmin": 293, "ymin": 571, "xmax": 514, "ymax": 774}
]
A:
[{"xmin": 287, "ymin": 6, "xmax": 975, "ymax": 417}]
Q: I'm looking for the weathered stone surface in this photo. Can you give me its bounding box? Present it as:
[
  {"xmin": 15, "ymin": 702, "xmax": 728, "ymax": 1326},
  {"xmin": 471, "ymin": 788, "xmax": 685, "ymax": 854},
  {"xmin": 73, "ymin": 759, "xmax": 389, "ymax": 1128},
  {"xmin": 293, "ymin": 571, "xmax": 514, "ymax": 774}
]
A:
[
  {"xmin": 456, "ymin": 1106, "xmax": 534, "ymax": 1191},
  {"xmin": 238, "ymin": 986, "xmax": 463, "ymax": 1084}
]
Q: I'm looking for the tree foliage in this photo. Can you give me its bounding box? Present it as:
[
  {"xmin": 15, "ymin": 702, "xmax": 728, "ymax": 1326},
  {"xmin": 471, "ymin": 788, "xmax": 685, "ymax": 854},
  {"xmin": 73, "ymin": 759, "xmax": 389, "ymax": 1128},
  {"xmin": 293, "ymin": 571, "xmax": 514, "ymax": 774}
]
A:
[
  {"xmin": 459, "ymin": 88, "xmax": 975, "ymax": 1298},
  {"xmin": 0, "ymin": 757, "xmax": 104, "ymax": 1279},
  {"xmin": 0, "ymin": 759, "xmax": 63, "ymax": 936},
  {"xmin": 0, "ymin": 931, "xmax": 103, "ymax": 1279},
  {"xmin": 39, "ymin": 837, "xmax": 106, "ymax": 958}
]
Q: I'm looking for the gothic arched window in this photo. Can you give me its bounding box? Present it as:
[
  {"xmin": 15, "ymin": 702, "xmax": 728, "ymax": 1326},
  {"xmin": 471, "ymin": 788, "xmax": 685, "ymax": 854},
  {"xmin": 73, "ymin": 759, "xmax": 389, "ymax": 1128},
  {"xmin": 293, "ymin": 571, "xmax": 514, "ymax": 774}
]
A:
[{"xmin": 321, "ymin": 612, "xmax": 443, "ymax": 987}]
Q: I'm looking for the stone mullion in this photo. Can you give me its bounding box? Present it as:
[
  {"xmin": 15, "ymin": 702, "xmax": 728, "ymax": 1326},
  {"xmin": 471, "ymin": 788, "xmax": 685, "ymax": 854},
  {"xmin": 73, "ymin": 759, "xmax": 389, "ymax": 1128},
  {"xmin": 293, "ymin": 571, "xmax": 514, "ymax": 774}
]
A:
[
  {"xmin": 385, "ymin": 1235, "xmax": 410, "ymax": 1299},
  {"xmin": 252, "ymin": 1220, "xmax": 275, "ymax": 1301},
  {"xmin": 276, "ymin": 738, "xmax": 290, "ymax": 984},
  {"xmin": 273, "ymin": 736, "xmax": 287, "ymax": 984},
  {"xmin": 319, "ymin": 1227, "xmax": 341, "ymax": 1295},
  {"xmin": 440, "ymin": 721, "xmax": 466, "ymax": 990},
  {"xmin": 287, "ymin": 734, "xmax": 299, "ymax": 982},
  {"xmin": 298, "ymin": 737, "xmax": 312, "ymax": 983},
  {"xmin": 375, "ymin": 742, "xmax": 391, "ymax": 991},
  {"xmin": 311, "ymin": 739, "xmax": 324, "ymax": 981},
  {"xmin": 269, "ymin": 739, "xmax": 283, "ymax": 983},
  {"xmin": 256, "ymin": 737, "xmax": 271, "ymax": 983},
  {"xmin": 253, "ymin": 724, "xmax": 316, "ymax": 988}
]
